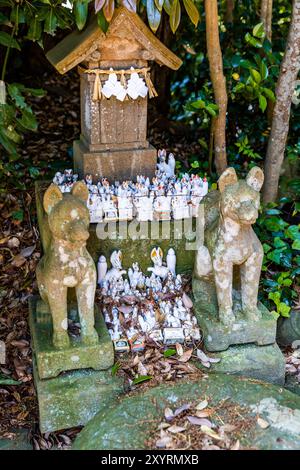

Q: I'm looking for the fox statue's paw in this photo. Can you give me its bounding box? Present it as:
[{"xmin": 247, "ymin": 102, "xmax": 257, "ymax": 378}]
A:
[
  {"xmin": 219, "ymin": 308, "xmax": 235, "ymax": 327},
  {"xmin": 244, "ymin": 306, "xmax": 261, "ymax": 322},
  {"xmin": 53, "ymin": 331, "xmax": 70, "ymax": 350},
  {"xmin": 81, "ymin": 328, "xmax": 99, "ymax": 346}
]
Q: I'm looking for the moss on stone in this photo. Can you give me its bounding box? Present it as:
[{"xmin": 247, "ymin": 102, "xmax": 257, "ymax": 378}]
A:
[{"xmin": 73, "ymin": 373, "xmax": 300, "ymax": 450}]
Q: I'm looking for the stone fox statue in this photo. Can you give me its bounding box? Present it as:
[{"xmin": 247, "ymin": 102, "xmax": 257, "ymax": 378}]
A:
[
  {"xmin": 194, "ymin": 167, "xmax": 264, "ymax": 326},
  {"xmin": 36, "ymin": 182, "xmax": 99, "ymax": 350}
]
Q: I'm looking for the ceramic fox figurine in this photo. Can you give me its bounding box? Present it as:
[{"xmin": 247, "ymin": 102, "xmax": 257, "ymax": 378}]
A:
[
  {"xmin": 36, "ymin": 182, "xmax": 98, "ymax": 350},
  {"xmin": 194, "ymin": 167, "xmax": 264, "ymax": 326}
]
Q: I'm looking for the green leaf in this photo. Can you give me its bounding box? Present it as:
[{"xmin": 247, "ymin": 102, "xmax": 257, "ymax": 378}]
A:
[
  {"xmin": 259, "ymin": 61, "xmax": 268, "ymax": 80},
  {"xmin": 292, "ymin": 239, "xmax": 300, "ymax": 250},
  {"xmin": 132, "ymin": 375, "xmax": 152, "ymax": 385},
  {"xmin": 278, "ymin": 302, "xmax": 290, "ymax": 317},
  {"xmin": 253, "ymin": 22, "xmax": 265, "ymax": 39},
  {"xmin": 0, "ymin": 129, "xmax": 18, "ymax": 155},
  {"xmin": 245, "ymin": 32, "xmax": 262, "ymax": 48},
  {"xmin": 183, "ymin": 0, "xmax": 199, "ymax": 27},
  {"xmin": 285, "ymin": 225, "xmax": 300, "ymax": 240},
  {"xmin": 74, "ymin": 0, "xmax": 88, "ymax": 30},
  {"xmin": 44, "ymin": 8, "xmax": 58, "ymax": 35},
  {"xmin": 17, "ymin": 109, "xmax": 38, "ymax": 131},
  {"xmin": 29, "ymin": 167, "xmax": 40, "ymax": 178},
  {"xmin": 2, "ymin": 126, "xmax": 22, "ymax": 144},
  {"xmin": 7, "ymin": 83, "xmax": 26, "ymax": 108},
  {"xmin": 205, "ymin": 104, "xmax": 218, "ymax": 117},
  {"xmin": 12, "ymin": 209, "xmax": 24, "ymax": 221},
  {"xmin": 147, "ymin": 0, "xmax": 161, "ymax": 32},
  {"xmin": 250, "ymin": 69, "xmax": 261, "ymax": 84},
  {"xmin": 191, "ymin": 99, "xmax": 205, "ymax": 109},
  {"xmin": 274, "ymin": 237, "xmax": 287, "ymax": 249},
  {"xmin": 265, "ymin": 208, "xmax": 281, "ymax": 215},
  {"xmin": 164, "ymin": 348, "xmax": 176, "ymax": 357},
  {"xmin": 258, "ymin": 94, "xmax": 267, "ymax": 112},
  {"xmin": 267, "ymin": 249, "xmax": 282, "ymax": 264},
  {"xmin": 262, "ymin": 87, "xmax": 275, "ymax": 101},
  {"xmin": 97, "ymin": 10, "xmax": 109, "ymax": 32},
  {"xmin": 268, "ymin": 291, "xmax": 280, "ymax": 306},
  {"xmin": 0, "ymin": 31, "xmax": 20, "ymax": 50},
  {"xmin": 26, "ymin": 18, "xmax": 42, "ymax": 41},
  {"xmin": 0, "ymin": 375, "xmax": 21, "ymax": 385},
  {"xmin": 163, "ymin": 0, "xmax": 172, "ymax": 15},
  {"xmin": 231, "ymin": 54, "xmax": 242, "ymax": 67},
  {"xmin": 265, "ymin": 216, "xmax": 288, "ymax": 232},
  {"xmin": 154, "ymin": 0, "xmax": 164, "ymax": 12},
  {"xmin": 170, "ymin": 0, "xmax": 181, "ymax": 33},
  {"xmin": 111, "ymin": 361, "xmax": 120, "ymax": 376},
  {"xmin": 263, "ymin": 243, "xmax": 272, "ymax": 253}
]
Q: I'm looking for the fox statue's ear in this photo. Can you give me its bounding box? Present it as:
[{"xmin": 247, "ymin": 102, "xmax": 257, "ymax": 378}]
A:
[
  {"xmin": 246, "ymin": 166, "xmax": 264, "ymax": 192},
  {"xmin": 71, "ymin": 181, "xmax": 89, "ymax": 203},
  {"xmin": 43, "ymin": 183, "xmax": 63, "ymax": 215},
  {"xmin": 218, "ymin": 168, "xmax": 238, "ymax": 192}
]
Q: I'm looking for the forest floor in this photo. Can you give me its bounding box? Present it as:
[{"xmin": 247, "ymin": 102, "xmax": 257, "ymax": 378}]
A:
[{"xmin": 0, "ymin": 69, "xmax": 298, "ymax": 450}]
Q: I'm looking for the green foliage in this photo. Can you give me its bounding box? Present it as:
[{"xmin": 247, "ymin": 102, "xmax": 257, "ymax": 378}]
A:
[
  {"xmin": 93, "ymin": 0, "xmax": 200, "ymax": 33},
  {"xmin": 255, "ymin": 201, "xmax": 300, "ymax": 318},
  {"xmin": 0, "ymin": 83, "xmax": 45, "ymax": 190}
]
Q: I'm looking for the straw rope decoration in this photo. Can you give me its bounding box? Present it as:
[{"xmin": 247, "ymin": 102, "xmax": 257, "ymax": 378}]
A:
[{"xmin": 79, "ymin": 66, "xmax": 158, "ymax": 101}]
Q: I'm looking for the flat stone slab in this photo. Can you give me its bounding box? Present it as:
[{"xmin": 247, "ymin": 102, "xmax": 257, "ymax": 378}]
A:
[
  {"xmin": 193, "ymin": 278, "xmax": 277, "ymax": 352},
  {"xmin": 0, "ymin": 429, "xmax": 32, "ymax": 450},
  {"xmin": 29, "ymin": 296, "xmax": 114, "ymax": 379},
  {"xmin": 72, "ymin": 373, "xmax": 300, "ymax": 450},
  {"xmin": 33, "ymin": 358, "xmax": 124, "ymax": 434},
  {"xmin": 196, "ymin": 343, "xmax": 285, "ymax": 385}
]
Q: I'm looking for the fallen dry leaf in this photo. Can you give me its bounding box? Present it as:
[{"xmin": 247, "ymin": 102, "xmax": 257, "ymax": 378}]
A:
[
  {"xmin": 257, "ymin": 417, "xmax": 270, "ymax": 429},
  {"xmin": 187, "ymin": 416, "xmax": 212, "ymax": 427},
  {"xmin": 196, "ymin": 399, "xmax": 208, "ymax": 411}
]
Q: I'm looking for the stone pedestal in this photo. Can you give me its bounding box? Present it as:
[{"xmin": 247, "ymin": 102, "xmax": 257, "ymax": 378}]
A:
[
  {"xmin": 192, "ymin": 278, "xmax": 285, "ymax": 385},
  {"xmin": 29, "ymin": 297, "xmax": 114, "ymax": 379},
  {"xmin": 73, "ymin": 139, "xmax": 157, "ymax": 182},
  {"xmin": 29, "ymin": 297, "xmax": 124, "ymax": 433},
  {"xmin": 33, "ymin": 359, "xmax": 124, "ymax": 433},
  {"xmin": 192, "ymin": 278, "xmax": 277, "ymax": 352}
]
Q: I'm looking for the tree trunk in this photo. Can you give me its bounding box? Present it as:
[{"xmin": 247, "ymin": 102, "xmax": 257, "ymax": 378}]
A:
[
  {"xmin": 225, "ymin": 0, "xmax": 235, "ymax": 23},
  {"xmin": 205, "ymin": 0, "xmax": 228, "ymax": 175},
  {"xmin": 262, "ymin": 0, "xmax": 300, "ymax": 204},
  {"xmin": 260, "ymin": 0, "xmax": 273, "ymax": 42},
  {"xmin": 151, "ymin": 12, "xmax": 173, "ymax": 116}
]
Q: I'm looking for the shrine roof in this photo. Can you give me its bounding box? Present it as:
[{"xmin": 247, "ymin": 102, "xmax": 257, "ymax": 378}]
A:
[{"xmin": 46, "ymin": 7, "xmax": 182, "ymax": 74}]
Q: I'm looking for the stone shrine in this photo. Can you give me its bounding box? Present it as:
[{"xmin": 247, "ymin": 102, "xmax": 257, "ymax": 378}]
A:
[{"xmin": 46, "ymin": 6, "xmax": 182, "ymax": 181}]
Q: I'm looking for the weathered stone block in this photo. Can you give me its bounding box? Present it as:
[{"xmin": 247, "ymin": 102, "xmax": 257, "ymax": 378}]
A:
[
  {"xmin": 277, "ymin": 309, "xmax": 300, "ymax": 347},
  {"xmin": 32, "ymin": 358, "xmax": 124, "ymax": 434},
  {"xmin": 29, "ymin": 296, "xmax": 114, "ymax": 379},
  {"xmin": 197, "ymin": 343, "xmax": 285, "ymax": 385},
  {"xmin": 73, "ymin": 139, "xmax": 157, "ymax": 182},
  {"xmin": 193, "ymin": 278, "xmax": 277, "ymax": 352}
]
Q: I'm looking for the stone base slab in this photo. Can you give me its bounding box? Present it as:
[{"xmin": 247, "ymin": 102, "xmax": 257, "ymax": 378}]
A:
[
  {"xmin": 73, "ymin": 139, "xmax": 157, "ymax": 182},
  {"xmin": 29, "ymin": 296, "xmax": 114, "ymax": 379},
  {"xmin": 192, "ymin": 278, "xmax": 277, "ymax": 352},
  {"xmin": 32, "ymin": 358, "xmax": 124, "ymax": 434},
  {"xmin": 199, "ymin": 343, "xmax": 286, "ymax": 385}
]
